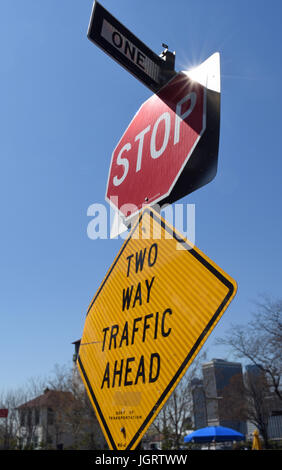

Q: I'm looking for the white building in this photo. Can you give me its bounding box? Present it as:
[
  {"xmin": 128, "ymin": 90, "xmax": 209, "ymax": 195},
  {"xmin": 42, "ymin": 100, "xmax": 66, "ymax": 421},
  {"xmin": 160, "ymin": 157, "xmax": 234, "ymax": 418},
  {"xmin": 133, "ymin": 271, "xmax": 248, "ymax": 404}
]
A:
[{"xmin": 17, "ymin": 388, "xmax": 76, "ymax": 449}]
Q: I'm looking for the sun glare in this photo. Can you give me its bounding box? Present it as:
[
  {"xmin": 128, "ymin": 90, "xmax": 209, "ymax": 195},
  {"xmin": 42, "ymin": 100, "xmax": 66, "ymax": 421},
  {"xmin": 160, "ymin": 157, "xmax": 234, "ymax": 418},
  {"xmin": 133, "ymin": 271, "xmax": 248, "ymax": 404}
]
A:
[{"xmin": 183, "ymin": 53, "xmax": 221, "ymax": 93}]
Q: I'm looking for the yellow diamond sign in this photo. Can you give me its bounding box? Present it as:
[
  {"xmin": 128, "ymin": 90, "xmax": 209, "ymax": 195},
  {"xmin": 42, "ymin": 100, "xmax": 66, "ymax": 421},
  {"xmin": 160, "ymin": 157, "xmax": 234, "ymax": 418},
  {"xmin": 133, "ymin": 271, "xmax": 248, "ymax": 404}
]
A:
[{"xmin": 77, "ymin": 208, "xmax": 237, "ymax": 450}]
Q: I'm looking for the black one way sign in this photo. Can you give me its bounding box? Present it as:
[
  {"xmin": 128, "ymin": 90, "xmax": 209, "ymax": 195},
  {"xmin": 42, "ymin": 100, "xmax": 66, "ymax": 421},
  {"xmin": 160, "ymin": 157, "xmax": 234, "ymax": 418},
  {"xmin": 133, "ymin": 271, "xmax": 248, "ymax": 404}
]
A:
[{"xmin": 87, "ymin": 1, "xmax": 175, "ymax": 92}]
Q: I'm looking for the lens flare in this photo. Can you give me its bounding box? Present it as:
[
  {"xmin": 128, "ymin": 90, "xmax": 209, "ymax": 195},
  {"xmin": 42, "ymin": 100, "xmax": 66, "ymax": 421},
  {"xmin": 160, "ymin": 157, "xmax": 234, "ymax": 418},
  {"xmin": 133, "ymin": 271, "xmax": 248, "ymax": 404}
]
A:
[{"xmin": 183, "ymin": 52, "xmax": 221, "ymax": 92}]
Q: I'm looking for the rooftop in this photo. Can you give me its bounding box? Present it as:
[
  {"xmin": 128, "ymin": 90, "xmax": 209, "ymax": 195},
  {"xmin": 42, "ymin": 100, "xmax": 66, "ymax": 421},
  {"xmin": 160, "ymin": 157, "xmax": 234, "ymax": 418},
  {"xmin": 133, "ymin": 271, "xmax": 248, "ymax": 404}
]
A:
[{"xmin": 17, "ymin": 388, "xmax": 74, "ymax": 409}]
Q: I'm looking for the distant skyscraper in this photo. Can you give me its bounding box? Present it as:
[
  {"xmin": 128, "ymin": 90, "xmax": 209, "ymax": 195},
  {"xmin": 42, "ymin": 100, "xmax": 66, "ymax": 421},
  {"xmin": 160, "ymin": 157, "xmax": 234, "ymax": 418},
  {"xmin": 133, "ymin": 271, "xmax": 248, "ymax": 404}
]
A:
[
  {"xmin": 200, "ymin": 359, "xmax": 246, "ymax": 433},
  {"xmin": 191, "ymin": 378, "xmax": 207, "ymax": 429}
]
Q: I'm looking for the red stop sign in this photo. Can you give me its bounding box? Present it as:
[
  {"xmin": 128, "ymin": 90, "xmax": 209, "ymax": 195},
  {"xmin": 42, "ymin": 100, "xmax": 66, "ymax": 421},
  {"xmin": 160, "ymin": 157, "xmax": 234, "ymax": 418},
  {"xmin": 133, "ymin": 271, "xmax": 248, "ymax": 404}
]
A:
[{"xmin": 106, "ymin": 71, "xmax": 219, "ymax": 220}]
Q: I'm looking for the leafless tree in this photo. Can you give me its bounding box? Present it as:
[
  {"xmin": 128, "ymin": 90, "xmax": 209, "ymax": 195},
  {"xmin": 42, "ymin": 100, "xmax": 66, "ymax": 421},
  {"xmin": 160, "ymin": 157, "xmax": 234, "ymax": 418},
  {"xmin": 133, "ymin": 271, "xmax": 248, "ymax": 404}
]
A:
[
  {"xmin": 216, "ymin": 296, "xmax": 282, "ymax": 402},
  {"xmin": 43, "ymin": 363, "xmax": 107, "ymax": 449},
  {"xmin": 0, "ymin": 387, "xmax": 32, "ymax": 449},
  {"xmin": 0, "ymin": 363, "xmax": 107, "ymax": 450},
  {"xmin": 151, "ymin": 351, "xmax": 207, "ymax": 449},
  {"xmin": 219, "ymin": 373, "xmax": 247, "ymax": 422},
  {"xmin": 244, "ymin": 369, "xmax": 271, "ymax": 448}
]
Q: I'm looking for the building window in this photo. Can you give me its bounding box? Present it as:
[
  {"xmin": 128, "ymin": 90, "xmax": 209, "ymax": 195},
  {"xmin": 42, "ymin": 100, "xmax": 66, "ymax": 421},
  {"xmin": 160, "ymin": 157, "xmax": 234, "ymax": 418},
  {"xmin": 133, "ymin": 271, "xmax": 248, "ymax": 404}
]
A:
[
  {"xmin": 34, "ymin": 408, "xmax": 40, "ymax": 425},
  {"xmin": 47, "ymin": 408, "xmax": 54, "ymax": 425},
  {"xmin": 32, "ymin": 435, "xmax": 38, "ymax": 448},
  {"xmin": 27, "ymin": 409, "xmax": 32, "ymax": 427},
  {"xmin": 20, "ymin": 410, "xmax": 25, "ymax": 427}
]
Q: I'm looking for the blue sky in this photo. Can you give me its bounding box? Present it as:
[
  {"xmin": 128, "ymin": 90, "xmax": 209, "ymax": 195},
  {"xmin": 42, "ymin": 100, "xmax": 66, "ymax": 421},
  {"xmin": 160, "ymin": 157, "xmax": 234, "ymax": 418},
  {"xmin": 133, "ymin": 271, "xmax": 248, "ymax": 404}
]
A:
[{"xmin": 1, "ymin": 0, "xmax": 282, "ymax": 391}]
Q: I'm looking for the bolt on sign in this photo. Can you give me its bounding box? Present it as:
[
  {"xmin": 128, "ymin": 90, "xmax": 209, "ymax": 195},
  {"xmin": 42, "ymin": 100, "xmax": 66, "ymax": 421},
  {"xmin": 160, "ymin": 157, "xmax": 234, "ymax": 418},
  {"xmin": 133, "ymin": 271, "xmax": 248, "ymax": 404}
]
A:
[{"xmin": 77, "ymin": 208, "xmax": 237, "ymax": 450}]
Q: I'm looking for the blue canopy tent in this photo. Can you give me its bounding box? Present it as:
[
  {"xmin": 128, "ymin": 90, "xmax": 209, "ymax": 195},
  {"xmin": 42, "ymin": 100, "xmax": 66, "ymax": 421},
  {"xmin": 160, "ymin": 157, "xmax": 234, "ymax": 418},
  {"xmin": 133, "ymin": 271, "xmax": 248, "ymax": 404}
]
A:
[{"xmin": 184, "ymin": 426, "xmax": 245, "ymax": 443}]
